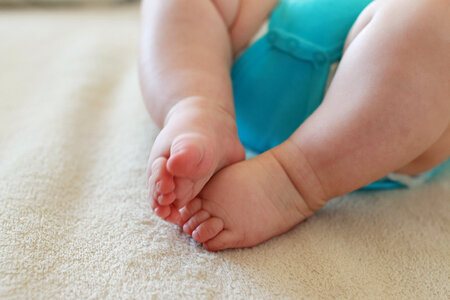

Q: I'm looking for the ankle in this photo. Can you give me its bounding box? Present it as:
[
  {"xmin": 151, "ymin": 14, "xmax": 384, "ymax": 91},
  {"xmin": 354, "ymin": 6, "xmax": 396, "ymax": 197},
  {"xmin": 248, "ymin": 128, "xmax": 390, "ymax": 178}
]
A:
[
  {"xmin": 270, "ymin": 139, "xmax": 329, "ymax": 212},
  {"xmin": 164, "ymin": 96, "xmax": 235, "ymax": 127}
]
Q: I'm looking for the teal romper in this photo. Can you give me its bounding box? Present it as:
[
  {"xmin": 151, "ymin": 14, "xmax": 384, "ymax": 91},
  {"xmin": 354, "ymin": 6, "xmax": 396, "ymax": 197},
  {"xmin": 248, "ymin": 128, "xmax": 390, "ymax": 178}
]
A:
[{"xmin": 231, "ymin": 0, "xmax": 443, "ymax": 189}]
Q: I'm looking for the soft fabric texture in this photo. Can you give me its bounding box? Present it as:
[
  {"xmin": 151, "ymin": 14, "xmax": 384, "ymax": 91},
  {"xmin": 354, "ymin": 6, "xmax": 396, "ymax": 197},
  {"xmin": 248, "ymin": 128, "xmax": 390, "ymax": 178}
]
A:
[
  {"xmin": 0, "ymin": 0, "xmax": 132, "ymax": 6},
  {"xmin": 233, "ymin": 0, "xmax": 372, "ymax": 152},
  {"xmin": 235, "ymin": 0, "xmax": 420, "ymax": 190},
  {"xmin": 1, "ymin": 5, "xmax": 449, "ymax": 299}
]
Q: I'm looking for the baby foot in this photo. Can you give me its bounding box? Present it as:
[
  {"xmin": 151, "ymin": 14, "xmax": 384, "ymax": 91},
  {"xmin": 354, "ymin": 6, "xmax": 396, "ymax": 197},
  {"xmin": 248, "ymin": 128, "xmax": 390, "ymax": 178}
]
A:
[
  {"xmin": 178, "ymin": 142, "xmax": 328, "ymax": 251},
  {"xmin": 147, "ymin": 97, "xmax": 245, "ymax": 223}
]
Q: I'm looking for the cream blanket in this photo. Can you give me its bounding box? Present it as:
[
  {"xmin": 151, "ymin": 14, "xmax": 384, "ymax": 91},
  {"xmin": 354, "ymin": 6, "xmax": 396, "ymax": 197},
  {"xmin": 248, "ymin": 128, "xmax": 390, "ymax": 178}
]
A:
[
  {"xmin": 0, "ymin": 0, "xmax": 131, "ymax": 5},
  {"xmin": 1, "ymin": 5, "xmax": 449, "ymax": 299}
]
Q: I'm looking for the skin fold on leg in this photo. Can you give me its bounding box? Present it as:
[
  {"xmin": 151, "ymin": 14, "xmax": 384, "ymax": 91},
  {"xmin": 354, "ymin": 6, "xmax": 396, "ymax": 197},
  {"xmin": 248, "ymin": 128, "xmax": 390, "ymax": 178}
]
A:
[
  {"xmin": 342, "ymin": 0, "xmax": 449, "ymax": 177},
  {"xmin": 179, "ymin": 0, "xmax": 449, "ymax": 251},
  {"xmin": 140, "ymin": 0, "xmax": 279, "ymax": 222},
  {"xmin": 288, "ymin": 0, "xmax": 450, "ymax": 199}
]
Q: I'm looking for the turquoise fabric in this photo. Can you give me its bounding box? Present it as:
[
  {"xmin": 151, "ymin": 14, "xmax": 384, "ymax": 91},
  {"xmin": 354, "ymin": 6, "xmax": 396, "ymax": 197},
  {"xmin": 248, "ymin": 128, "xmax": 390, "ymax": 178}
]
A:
[
  {"xmin": 231, "ymin": 0, "xmax": 439, "ymax": 190},
  {"xmin": 364, "ymin": 163, "xmax": 446, "ymax": 190},
  {"xmin": 232, "ymin": 0, "xmax": 373, "ymax": 153}
]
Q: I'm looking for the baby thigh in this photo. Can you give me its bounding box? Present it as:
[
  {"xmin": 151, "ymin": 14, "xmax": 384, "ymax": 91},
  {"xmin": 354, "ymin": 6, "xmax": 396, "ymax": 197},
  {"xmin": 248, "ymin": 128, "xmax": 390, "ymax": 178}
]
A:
[
  {"xmin": 369, "ymin": 0, "xmax": 450, "ymax": 175},
  {"xmin": 345, "ymin": 0, "xmax": 450, "ymax": 176},
  {"xmin": 291, "ymin": 0, "xmax": 450, "ymax": 197}
]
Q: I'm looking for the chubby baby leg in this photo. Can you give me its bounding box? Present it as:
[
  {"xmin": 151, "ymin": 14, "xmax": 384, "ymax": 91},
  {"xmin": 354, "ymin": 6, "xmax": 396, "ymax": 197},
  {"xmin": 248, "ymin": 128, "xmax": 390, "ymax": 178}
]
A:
[
  {"xmin": 179, "ymin": 0, "xmax": 449, "ymax": 250},
  {"xmin": 294, "ymin": 0, "xmax": 450, "ymax": 197},
  {"xmin": 341, "ymin": 0, "xmax": 449, "ymax": 177},
  {"xmin": 141, "ymin": 0, "xmax": 278, "ymax": 222}
]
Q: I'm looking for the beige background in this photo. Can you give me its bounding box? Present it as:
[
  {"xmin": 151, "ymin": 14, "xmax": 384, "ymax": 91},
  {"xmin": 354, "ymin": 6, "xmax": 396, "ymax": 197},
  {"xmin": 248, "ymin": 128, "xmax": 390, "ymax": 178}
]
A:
[
  {"xmin": 0, "ymin": 4, "xmax": 449, "ymax": 299},
  {"xmin": 0, "ymin": 0, "xmax": 132, "ymax": 5}
]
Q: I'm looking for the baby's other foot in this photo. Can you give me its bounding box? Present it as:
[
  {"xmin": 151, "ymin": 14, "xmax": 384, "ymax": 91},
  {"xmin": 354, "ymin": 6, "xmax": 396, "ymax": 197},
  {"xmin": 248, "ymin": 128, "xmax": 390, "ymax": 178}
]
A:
[
  {"xmin": 147, "ymin": 97, "xmax": 245, "ymax": 223},
  {"xmin": 178, "ymin": 142, "xmax": 327, "ymax": 251}
]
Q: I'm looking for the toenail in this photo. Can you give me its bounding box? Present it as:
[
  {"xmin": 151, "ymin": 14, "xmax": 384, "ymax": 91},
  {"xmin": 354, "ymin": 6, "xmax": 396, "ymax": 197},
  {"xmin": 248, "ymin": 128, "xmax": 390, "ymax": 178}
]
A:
[
  {"xmin": 156, "ymin": 181, "xmax": 162, "ymax": 191},
  {"xmin": 153, "ymin": 191, "xmax": 160, "ymax": 201},
  {"xmin": 183, "ymin": 224, "xmax": 191, "ymax": 233},
  {"xmin": 151, "ymin": 159, "xmax": 161, "ymax": 171}
]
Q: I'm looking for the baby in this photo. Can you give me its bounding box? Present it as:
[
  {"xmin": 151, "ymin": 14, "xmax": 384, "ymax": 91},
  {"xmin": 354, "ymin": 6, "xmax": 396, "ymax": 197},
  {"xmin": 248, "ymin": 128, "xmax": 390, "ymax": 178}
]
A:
[{"xmin": 139, "ymin": 0, "xmax": 450, "ymax": 251}]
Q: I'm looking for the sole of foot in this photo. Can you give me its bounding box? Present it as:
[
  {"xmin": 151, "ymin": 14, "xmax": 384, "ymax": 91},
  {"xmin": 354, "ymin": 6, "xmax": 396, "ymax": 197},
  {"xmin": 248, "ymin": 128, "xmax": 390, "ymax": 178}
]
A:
[{"xmin": 147, "ymin": 97, "xmax": 245, "ymax": 223}]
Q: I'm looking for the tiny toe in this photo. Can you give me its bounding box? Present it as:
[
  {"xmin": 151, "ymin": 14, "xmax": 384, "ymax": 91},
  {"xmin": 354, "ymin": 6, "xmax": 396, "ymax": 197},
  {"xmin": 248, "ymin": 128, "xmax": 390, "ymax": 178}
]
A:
[
  {"xmin": 148, "ymin": 157, "xmax": 167, "ymax": 194},
  {"xmin": 151, "ymin": 157, "xmax": 167, "ymax": 175},
  {"xmin": 146, "ymin": 160, "xmax": 152, "ymax": 180},
  {"xmin": 155, "ymin": 177, "xmax": 175, "ymax": 195},
  {"xmin": 145, "ymin": 157, "xmax": 155, "ymax": 180},
  {"xmin": 157, "ymin": 192, "xmax": 176, "ymax": 206},
  {"xmin": 148, "ymin": 184, "xmax": 160, "ymax": 210},
  {"xmin": 148, "ymin": 175, "xmax": 159, "ymax": 200},
  {"xmin": 154, "ymin": 206, "xmax": 171, "ymax": 219},
  {"xmin": 183, "ymin": 210, "xmax": 210, "ymax": 235},
  {"xmin": 165, "ymin": 206, "xmax": 181, "ymax": 224},
  {"xmin": 152, "ymin": 158, "xmax": 174, "ymax": 194},
  {"xmin": 173, "ymin": 177, "xmax": 194, "ymax": 208},
  {"xmin": 192, "ymin": 217, "xmax": 224, "ymax": 243},
  {"xmin": 149, "ymin": 194, "xmax": 157, "ymax": 210},
  {"xmin": 178, "ymin": 198, "xmax": 202, "ymax": 225},
  {"xmin": 203, "ymin": 230, "xmax": 236, "ymax": 252}
]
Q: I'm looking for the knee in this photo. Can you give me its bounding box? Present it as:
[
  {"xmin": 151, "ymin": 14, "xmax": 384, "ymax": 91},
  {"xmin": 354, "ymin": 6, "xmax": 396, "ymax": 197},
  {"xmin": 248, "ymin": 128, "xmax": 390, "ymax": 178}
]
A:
[
  {"xmin": 372, "ymin": 0, "xmax": 450, "ymax": 111},
  {"xmin": 270, "ymin": 0, "xmax": 373, "ymax": 46},
  {"xmin": 374, "ymin": 0, "xmax": 449, "ymax": 40}
]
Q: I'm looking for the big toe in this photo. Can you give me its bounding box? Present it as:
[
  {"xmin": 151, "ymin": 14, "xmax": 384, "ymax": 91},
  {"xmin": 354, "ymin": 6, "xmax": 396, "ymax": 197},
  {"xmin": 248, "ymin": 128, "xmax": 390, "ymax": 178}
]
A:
[
  {"xmin": 203, "ymin": 230, "xmax": 238, "ymax": 252},
  {"xmin": 178, "ymin": 198, "xmax": 202, "ymax": 225},
  {"xmin": 166, "ymin": 133, "xmax": 214, "ymax": 179},
  {"xmin": 190, "ymin": 216, "xmax": 224, "ymax": 244}
]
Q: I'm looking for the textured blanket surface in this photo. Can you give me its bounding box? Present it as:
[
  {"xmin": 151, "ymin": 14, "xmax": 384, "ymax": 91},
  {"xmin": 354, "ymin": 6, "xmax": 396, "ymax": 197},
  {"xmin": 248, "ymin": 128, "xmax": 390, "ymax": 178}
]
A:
[
  {"xmin": 0, "ymin": 0, "xmax": 132, "ymax": 6},
  {"xmin": 1, "ymin": 5, "xmax": 449, "ymax": 299}
]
